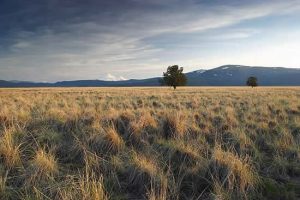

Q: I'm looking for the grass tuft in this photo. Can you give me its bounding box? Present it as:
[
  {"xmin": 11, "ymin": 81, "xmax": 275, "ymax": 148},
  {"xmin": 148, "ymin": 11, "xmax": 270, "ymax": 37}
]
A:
[
  {"xmin": 27, "ymin": 149, "xmax": 58, "ymax": 184},
  {"xmin": 0, "ymin": 128, "xmax": 22, "ymax": 168}
]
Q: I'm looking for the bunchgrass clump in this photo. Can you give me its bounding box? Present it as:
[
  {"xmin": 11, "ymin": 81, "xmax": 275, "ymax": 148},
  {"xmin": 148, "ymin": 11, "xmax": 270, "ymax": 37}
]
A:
[
  {"xmin": 0, "ymin": 128, "xmax": 22, "ymax": 168},
  {"xmin": 27, "ymin": 149, "xmax": 58, "ymax": 185}
]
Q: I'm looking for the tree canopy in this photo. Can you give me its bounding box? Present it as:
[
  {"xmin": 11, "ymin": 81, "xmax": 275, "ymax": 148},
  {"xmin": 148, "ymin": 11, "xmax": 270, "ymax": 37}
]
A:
[
  {"xmin": 162, "ymin": 65, "xmax": 187, "ymax": 89},
  {"xmin": 246, "ymin": 76, "xmax": 258, "ymax": 87}
]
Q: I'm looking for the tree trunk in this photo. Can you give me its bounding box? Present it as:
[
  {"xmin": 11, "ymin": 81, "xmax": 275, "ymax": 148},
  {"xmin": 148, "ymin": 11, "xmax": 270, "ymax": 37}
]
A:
[{"xmin": 173, "ymin": 85, "xmax": 176, "ymax": 90}]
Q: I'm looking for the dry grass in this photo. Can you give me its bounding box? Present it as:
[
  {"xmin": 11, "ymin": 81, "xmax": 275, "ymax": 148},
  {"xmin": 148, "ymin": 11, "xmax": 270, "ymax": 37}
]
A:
[
  {"xmin": 27, "ymin": 149, "xmax": 58, "ymax": 184},
  {"xmin": 0, "ymin": 172, "xmax": 8, "ymax": 198},
  {"xmin": 58, "ymin": 172, "xmax": 108, "ymax": 200},
  {"xmin": 0, "ymin": 128, "xmax": 22, "ymax": 168},
  {"xmin": 103, "ymin": 127, "xmax": 125, "ymax": 153},
  {"xmin": 0, "ymin": 87, "xmax": 299, "ymax": 199},
  {"xmin": 132, "ymin": 153, "xmax": 158, "ymax": 177},
  {"xmin": 211, "ymin": 146, "xmax": 258, "ymax": 196}
]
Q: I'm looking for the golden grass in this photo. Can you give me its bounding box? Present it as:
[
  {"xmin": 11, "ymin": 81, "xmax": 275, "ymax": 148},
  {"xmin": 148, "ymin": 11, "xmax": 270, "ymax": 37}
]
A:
[
  {"xmin": 132, "ymin": 153, "xmax": 158, "ymax": 178},
  {"xmin": 104, "ymin": 127, "xmax": 125, "ymax": 153},
  {"xmin": 77, "ymin": 173, "xmax": 108, "ymax": 200},
  {"xmin": 212, "ymin": 146, "xmax": 258, "ymax": 193},
  {"xmin": 0, "ymin": 128, "xmax": 22, "ymax": 168},
  {"xmin": 147, "ymin": 177, "xmax": 168, "ymax": 200},
  {"xmin": 0, "ymin": 87, "xmax": 299, "ymax": 199},
  {"xmin": 58, "ymin": 172, "xmax": 108, "ymax": 200},
  {"xmin": 27, "ymin": 149, "xmax": 58, "ymax": 184}
]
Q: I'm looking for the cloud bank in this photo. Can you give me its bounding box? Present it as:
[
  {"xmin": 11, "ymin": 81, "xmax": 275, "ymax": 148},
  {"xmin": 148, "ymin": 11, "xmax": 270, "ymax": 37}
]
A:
[{"xmin": 0, "ymin": 0, "xmax": 300, "ymax": 81}]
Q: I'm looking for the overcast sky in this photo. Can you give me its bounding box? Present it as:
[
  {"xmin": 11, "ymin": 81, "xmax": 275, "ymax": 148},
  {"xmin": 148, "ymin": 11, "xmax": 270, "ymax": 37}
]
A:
[{"xmin": 1, "ymin": 0, "xmax": 300, "ymax": 82}]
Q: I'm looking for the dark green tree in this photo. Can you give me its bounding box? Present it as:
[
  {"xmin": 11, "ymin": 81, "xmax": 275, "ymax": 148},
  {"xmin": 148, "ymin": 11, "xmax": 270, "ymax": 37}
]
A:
[
  {"xmin": 162, "ymin": 65, "xmax": 187, "ymax": 89},
  {"xmin": 246, "ymin": 76, "xmax": 258, "ymax": 88}
]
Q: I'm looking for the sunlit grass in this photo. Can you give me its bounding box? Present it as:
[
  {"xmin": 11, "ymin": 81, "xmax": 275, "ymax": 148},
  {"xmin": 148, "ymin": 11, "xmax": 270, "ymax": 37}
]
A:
[{"xmin": 0, "ymin": 87, "xmax": 299, "ymax": 199}]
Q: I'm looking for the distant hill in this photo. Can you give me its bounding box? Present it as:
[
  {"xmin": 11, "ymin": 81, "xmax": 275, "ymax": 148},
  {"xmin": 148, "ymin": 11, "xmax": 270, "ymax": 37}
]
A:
[
  {"xmin": 186, "ymin": 65, "xmax": 300, "ymax": 86},
  {"xmin": 1, "ymin": 65, "xmax": 300, "ymax": 87}
]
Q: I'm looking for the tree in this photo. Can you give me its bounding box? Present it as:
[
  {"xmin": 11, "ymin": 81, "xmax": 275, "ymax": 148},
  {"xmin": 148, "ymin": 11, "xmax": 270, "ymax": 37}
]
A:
[
  {"xmin": 162, "ymin": 65, "xmax": 187, "ymax": 89},
  {"xmin": 246, "ymin": 76, "xmax": 258, "ymax": 88}
]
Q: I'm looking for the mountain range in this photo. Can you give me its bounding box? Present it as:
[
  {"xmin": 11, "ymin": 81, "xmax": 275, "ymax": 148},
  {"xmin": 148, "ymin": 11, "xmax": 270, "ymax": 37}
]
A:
[{"xmin": 1, "ymin": 65, "xmax": 300, "ymax": 87}]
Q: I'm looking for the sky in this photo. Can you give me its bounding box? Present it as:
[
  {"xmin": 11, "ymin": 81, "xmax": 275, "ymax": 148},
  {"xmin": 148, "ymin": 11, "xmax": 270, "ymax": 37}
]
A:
[{"xmin": 0, "ymin": 0, "xmax": 300, "ymax": 82}]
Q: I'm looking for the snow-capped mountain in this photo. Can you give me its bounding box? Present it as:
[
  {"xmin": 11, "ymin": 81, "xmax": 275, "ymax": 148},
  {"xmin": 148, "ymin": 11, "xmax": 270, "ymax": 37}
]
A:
[{"xmin": 186, "ymin": 65, "xmax": 300, "ymax": 86}]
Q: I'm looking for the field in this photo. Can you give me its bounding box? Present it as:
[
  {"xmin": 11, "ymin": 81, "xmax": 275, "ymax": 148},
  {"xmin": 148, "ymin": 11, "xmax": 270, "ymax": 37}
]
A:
[{"xmin": 0, "ymin": 87, "xmax": 299, "ymax": 200}]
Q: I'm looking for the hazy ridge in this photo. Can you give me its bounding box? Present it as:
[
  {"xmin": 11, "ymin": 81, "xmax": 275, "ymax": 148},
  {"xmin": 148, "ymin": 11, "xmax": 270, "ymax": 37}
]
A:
[{"xmin": 1, "ymin": 65, "xmax": 300, "ymax": 87}]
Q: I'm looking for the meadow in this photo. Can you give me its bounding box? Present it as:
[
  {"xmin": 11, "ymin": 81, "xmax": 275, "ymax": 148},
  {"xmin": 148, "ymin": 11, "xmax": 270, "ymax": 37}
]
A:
[{"xmin": 0, "ymin": 87, "xmax": 299, "ymax": 200}]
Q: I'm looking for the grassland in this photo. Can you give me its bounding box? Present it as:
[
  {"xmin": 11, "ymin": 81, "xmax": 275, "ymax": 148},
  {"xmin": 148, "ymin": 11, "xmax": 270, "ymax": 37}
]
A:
[{"xmin": 0, "ymin": 87, "xmax": 299, "ymax": 200}]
